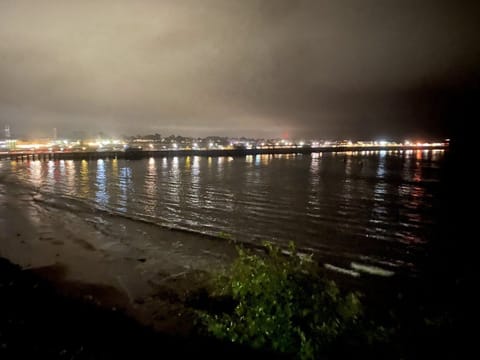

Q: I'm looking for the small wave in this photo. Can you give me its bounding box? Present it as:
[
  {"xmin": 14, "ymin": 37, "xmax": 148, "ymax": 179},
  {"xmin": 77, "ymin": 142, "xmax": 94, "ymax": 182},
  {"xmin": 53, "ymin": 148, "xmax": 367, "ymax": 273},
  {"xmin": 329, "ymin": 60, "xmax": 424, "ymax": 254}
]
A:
[
  {"xmin": 350, "ymin": 262, "xmax": 395, "ymax": 277},
  {"xmin": 29, "ymin": 189, "xmax": 256, "ymax": 247},
  {"xmin": 324, "ymin": 263, "xmax": 361, "ymax": 277}
]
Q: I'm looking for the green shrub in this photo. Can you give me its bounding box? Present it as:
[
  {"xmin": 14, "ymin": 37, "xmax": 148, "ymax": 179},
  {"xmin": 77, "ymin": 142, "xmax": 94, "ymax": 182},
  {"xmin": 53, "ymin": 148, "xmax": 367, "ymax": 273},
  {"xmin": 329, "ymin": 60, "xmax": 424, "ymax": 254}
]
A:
[{"xmin": 199, "ymin": 242, "xmax": 366, "ymax": 359}]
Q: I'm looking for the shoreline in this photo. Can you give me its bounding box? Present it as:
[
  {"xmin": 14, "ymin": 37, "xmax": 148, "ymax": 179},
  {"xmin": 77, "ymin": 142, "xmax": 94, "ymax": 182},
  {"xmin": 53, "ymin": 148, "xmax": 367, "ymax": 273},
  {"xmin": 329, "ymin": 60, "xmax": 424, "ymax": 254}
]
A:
[
  {"xmin": 0, "ymin": 177, "xmax": 239, "ymax": 335},
  {"xmin": 0, "ymin": 176, "xmax": 294, "ymax": 358}
]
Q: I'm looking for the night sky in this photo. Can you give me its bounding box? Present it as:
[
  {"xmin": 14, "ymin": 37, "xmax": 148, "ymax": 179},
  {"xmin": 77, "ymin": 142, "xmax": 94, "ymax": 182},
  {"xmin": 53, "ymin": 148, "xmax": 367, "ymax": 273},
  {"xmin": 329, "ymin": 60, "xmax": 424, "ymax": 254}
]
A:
[{"xmin": 1, "ymin": 0, "xmax": 479, "ymax": 140}]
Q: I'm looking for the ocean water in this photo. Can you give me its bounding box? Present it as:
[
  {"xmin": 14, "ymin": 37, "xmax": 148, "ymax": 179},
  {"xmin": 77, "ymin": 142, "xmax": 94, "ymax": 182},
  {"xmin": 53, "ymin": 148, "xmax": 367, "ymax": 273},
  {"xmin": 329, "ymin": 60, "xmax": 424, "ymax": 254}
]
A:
[{"xmin": 0, "ymin": 149, "xmax": 446, "ymax": 276}]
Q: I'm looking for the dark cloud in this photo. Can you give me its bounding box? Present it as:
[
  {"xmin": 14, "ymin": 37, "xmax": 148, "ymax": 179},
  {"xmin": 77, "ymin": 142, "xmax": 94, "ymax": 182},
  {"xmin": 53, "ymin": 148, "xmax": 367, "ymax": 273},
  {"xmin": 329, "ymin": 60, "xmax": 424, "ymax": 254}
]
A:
[{"xmin": 1, "ymin": 0, "xmax": 479, "ymax": 139}]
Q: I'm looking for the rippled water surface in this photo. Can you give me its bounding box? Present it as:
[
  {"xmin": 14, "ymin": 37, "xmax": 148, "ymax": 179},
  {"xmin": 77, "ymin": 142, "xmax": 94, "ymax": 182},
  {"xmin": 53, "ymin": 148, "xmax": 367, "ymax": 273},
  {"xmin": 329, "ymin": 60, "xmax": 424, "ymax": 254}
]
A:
[{"xmin": 2, "ymin": 150, "xmax": 446, "ymax": 273}]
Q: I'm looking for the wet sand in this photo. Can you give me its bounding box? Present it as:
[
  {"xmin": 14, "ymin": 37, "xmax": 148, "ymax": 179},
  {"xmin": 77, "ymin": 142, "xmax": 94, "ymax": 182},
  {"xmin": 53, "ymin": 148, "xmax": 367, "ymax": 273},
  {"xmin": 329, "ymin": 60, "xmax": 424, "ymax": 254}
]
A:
[{"xmin": 0, "ymin": 176, "xmax": 238, "ymax": 335}]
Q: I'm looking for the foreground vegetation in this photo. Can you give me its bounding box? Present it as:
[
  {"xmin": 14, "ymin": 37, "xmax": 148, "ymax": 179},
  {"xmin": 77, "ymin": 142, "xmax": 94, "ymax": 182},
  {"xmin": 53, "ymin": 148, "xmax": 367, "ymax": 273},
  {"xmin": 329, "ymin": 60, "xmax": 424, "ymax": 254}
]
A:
[
  {"xmin": 1, "ymin": 239, "xmax": 466, "ymax": 359},
  {"xmin": 198, "ymin": 242, "xmax": 386, "ymax": 359}
]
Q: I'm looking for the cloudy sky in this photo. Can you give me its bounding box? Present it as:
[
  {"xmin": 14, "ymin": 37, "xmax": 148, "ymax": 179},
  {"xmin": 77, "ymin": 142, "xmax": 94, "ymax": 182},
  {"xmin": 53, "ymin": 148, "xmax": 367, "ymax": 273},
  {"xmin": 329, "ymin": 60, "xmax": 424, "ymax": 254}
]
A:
[{"xmin": 1, "ymin": 0, "xmax": 479, "ymax": 139}]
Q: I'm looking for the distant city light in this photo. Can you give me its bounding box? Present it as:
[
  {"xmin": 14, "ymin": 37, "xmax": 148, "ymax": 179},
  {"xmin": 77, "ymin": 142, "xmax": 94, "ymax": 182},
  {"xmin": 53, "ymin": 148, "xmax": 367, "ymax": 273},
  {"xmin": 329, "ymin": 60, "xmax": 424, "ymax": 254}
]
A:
[{"xmin": 0, "ymin": 133, "xmax": 449, "ymax": 157}]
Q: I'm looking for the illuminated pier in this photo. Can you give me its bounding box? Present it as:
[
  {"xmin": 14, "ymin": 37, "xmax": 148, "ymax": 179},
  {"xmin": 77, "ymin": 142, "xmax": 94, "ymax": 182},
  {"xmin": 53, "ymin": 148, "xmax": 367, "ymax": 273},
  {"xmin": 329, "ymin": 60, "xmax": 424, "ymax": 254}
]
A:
[{"xmin": 0, "ymin": 144, "xmax": 448, "ymax": 161}]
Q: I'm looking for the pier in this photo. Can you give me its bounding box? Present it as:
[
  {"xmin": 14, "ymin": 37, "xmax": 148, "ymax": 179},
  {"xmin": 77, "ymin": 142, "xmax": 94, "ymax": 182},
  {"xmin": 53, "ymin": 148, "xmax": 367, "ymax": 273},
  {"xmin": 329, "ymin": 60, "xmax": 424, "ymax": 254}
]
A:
[{"xmin": 0, "ymin": 144, "xmax": 447, "ymax": 162}]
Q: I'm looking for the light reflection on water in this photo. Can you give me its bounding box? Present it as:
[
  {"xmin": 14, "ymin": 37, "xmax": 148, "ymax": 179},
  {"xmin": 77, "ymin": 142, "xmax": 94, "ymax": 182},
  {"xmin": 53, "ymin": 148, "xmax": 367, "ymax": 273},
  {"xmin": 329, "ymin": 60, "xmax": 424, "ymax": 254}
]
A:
[
  {"xmin": 190, "ymin": 156, "xmax": 201, "ymax": 207},
  {"xmin": 95, "ymin": 159, "xmax": 108, "ymax": 206},
  {"xmin": 144, "ymin": 158, "xmax": 157, "ymax": 216},
  {"xmin": 118, "ymin": 165, "xmax": 131, "ymax": 213},
  {"xmin": 65, "ymin": 160, "xmax": 76, "ymax": 194},
  {"xmin": 59, "ymin": 160, "xmax": 66, "ymax": 177},
  {"xmin": 6, "ymin": 151, "xmax": 445, "ymax": 272},
  {"xmin": 28, "ymin": 160, "xmax": 42, "ymax": 188},
  {"xmin": 80, "ymin": 160, "xmax": 90, "ymax": 198}
]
